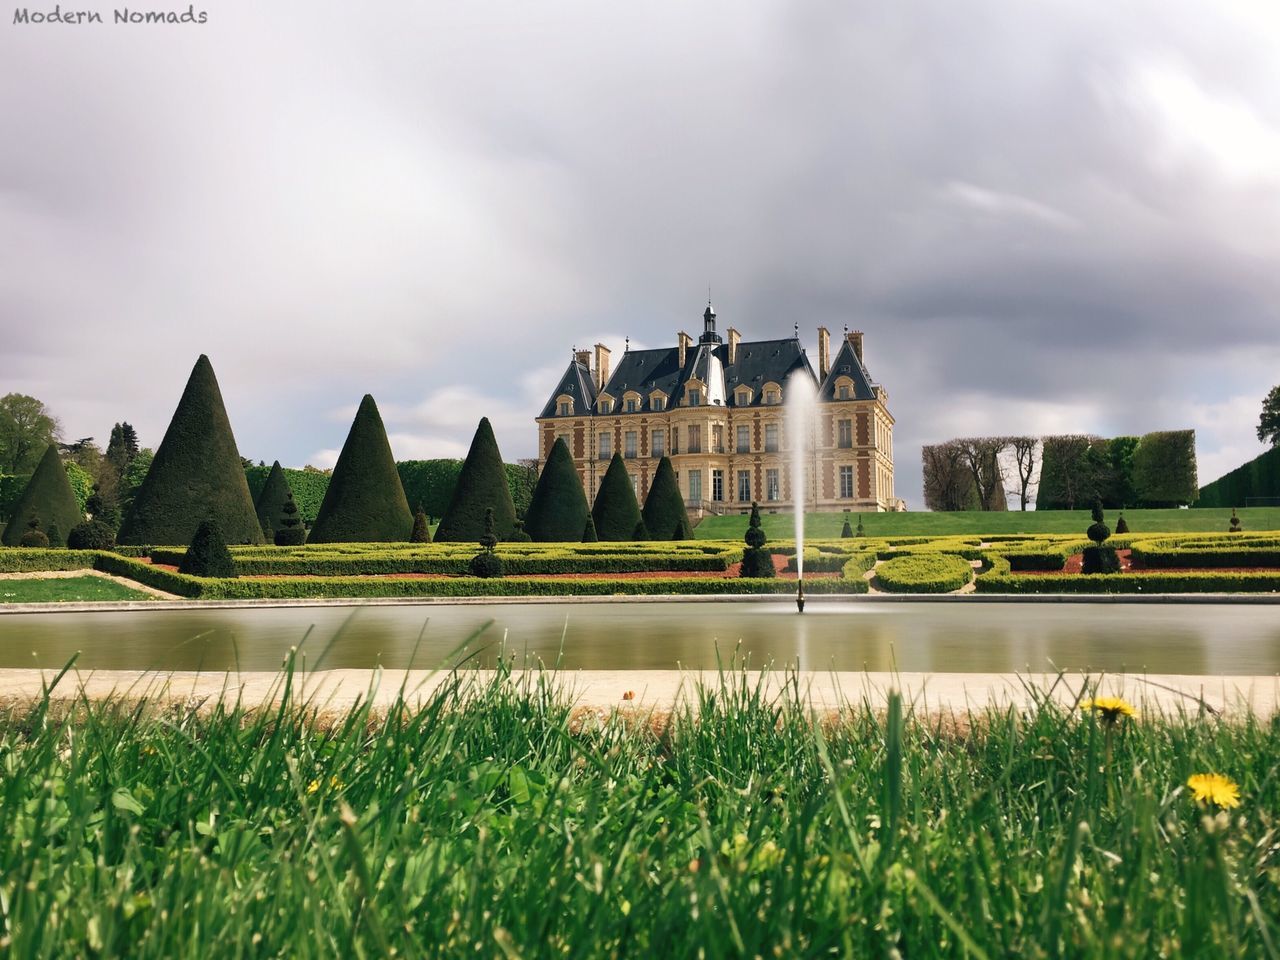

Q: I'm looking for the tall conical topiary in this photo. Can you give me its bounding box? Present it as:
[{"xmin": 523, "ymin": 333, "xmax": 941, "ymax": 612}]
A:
[
  {"xmin": 308, "ymin": 395, "xmax": 413, "ymax": 543},
  {"xmin": 641, "ymin": 456, "xmax": 692, "ymax": 540},
  {"xmin": 2, "ymin": 444, "xmax": 83, "ymax": 547},
  {"xmin": 435, "ymin": 418, "xmax": 517, "ymax": 542},
  {"xmin": 591, "ymin": 453, "xmax": 644, "ymax": 541},
  {"xmin": 118, "ymin": 355, "xmax": 263, "ymax": 545},
  {"xmin": 254, "ymin": 461, "xmax": 293, "ymax": 540},
  {"xmin": 524, "ymin": 438, "xmax": 590, "ymax": 542},
  {"xmin": 410, "ymin": 504, "xmax": 432, "ymax": 543}
]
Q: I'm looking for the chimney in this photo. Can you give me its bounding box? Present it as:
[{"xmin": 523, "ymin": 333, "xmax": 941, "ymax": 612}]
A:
[
  {"xmin": 726, "ymin": 327, "xmax": 741, "ymax": 365},
  {"xmin": 678, "ymin": 330, "xmax": 693, "ymax": 368},
  {"xmin": 593, "ymin": 343, "xmax": 611, "ymax": 392},
  {"xmin": 817, "ymin": 326, "xmax": 830, "ymax": 379},
  {"xmin": 574, "ymin": 348, "xmax": 591, "ymax": 370},
  {"xmin": 847, "ymin": 330, "xmax": 864, "ymax": 364}
]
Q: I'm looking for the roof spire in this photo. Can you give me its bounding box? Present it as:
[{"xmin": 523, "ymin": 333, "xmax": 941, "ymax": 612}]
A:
[
  {"xmin": 794, "ymin": 322, "xmax": 799, "ymax": 339},
  {"xmin": 625, "ymin": 336, "xmax": 630, "ymax": 352}
]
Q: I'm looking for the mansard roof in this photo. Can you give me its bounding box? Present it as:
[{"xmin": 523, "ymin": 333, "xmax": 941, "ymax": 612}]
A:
[
  {"xmin": 722, "ymin": 338, "xmax": 814, "ymax": 405},
  {"xmin": 597, "ymin": 348, "xmax": 683, "ymax": 402},
  {"xmin": 817, "ymin": 337, "xmax": 878, "ymax": 402},
  {"xmin": 538, "ymin": 358, "xmax": 598, "ymax": 419}
]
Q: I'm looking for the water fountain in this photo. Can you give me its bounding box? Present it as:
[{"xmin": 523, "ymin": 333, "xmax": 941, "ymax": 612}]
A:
[{"xmin": 787, "ymin": 372, "xmax": 816, "ymax": 613}]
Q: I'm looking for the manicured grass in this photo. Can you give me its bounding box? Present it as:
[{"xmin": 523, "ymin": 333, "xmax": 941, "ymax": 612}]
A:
[
  {"xmin": 695, "ymin": 507, "xmax": 1280, "ymax": 539},
  {"xmin": 0, "ymin": 575, "xmax": 152, "ymax": 603},
  {"xmin": 1, "ymin": 663, "xmax": 1275, "ymax": 956}
]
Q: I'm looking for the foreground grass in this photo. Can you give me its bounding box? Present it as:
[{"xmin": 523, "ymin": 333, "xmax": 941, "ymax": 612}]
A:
[
  {"xmin": 0, "ymin": 575, "xmax": 153, "ymax": 603},
  {"xmin": 1, "ymin": 665, "xmax": 1278, "ymax": 958},
  {"xmin": 695, "ymin": 506, "xmax": 1280, "ymax": 539}
]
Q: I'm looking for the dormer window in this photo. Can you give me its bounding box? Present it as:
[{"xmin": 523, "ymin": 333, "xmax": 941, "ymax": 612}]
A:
[
  {"xmin": 834, "ymin": 376, "xmax": 855, "ymax": 402},
  {"xmin": 599, "ymin": 397, "xmax": 613, "ymax": 414},
  {"xmin": 651, "ymin": 395, "xmax": 666, "ymax": 411},
  {"xmin": 626, "ymin": 398, "xmax": 638, "ymax": 413},
  {"xmin": 557, "ymin": 400, "xmax": 573, "ymax": 416},
  {"xmin": 736, "ymin": 389, "xmax": 751, "ymax": 406},
  {"xmin": 688, "ymin": 389, "xmax": 702, "ymax": 407},
  {"xmin": 838, "ymin": 386, "xmax": 850, "ymax": 400}
]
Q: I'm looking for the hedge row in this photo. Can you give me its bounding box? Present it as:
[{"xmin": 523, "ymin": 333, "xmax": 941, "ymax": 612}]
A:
[
  {"xmin": 974, "ymin": 554, "xmax": 1280, "ymax": 593},
  {"xmin": 147, "ymin": 548, "xmax": 741, "ymax": 577},
  {"xmin": 92, "ymin": 553, "xmax": 203, "ymax": 597},
  {"xmin": 1196, "ymin": 444, "xmax": 1280, "ymax": 508},
  {"xmin": 189, "ymin": 575, "xmax": 868, "ymax": 600},
  {"xmin": 0, "ymin": 549, "xmax": 99, "ymax": 573},
  {"xmin": 876, "ymin": 554, "xmax": 973, "ymax": 594},
  {"xmin": 1128, "ymin": 538, "xmax": 1280, "ymax": 569}
]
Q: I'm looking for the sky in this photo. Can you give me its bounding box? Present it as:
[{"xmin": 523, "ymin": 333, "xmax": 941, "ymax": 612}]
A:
[{"xmin": 4, "ymin": 0, "xmax": 1280, "ymax": 506}]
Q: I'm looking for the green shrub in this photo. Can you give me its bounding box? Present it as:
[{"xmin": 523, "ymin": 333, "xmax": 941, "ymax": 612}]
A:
[
  {"xmin": 591, "ymin": 454, "xmax": 643, "ymax": 542},
  {"xmin": 273, "ymin": 490, "xmax": 306, "ymax": 546},
  {"xmin": 0, "ymin": 548, "xmax": 97, "ymax": 574},
  {"xmin": 1115, "ymin": 513, "xmax": 1129, "ymax": 534},
  {"xmin": 19, "ymin": 517, "xmax": 49, "ymax": 548},
  {"xmin": 178, "ymin": 519, "xmax": 238, "ymax": 578},
  {"xmin": 1081, "ymin": 545, "xmax": 1120, "ymax": 574},
  {"xmin": 739, "ymin": 503, "xmax": 775, "ymax": 578},
  {"xmin": 436, "ymin": 419, "xmax": 517, "ymax": 542},
  {"xmin": 507, "ymin": 521, "xmax": 533, "ymax": 543},
  {"xmin": 1086, "ymin": 498, "xmax": 1111, "ymax": 545},
  {"xmin": 1230, "ymin": 509, "xmax": 1242, "ymax": 533},
  {"xmin": 246, "ymin": 466, "xmax": 330, "ymax": 524},
  {"xmin": 468, "ymin": 552, "xmax": 505, "ymax": 578},
  {"xmin": 274, "ymin": 526, "xmax": 307, "ymax": 547},
  {"xmin": 118, "ymin": 356, "xmax": 263, "ymax": 546},
  {"xmin": 410, "ymin": 505, "xmax": 432, "ymax": 544},
  {"xmin": 1197, "ymin": 445, "xmax": 1280, "ymax": 508},
  {"xmin": 1, "ymin": 445, "xmax": 84, "ymax": 547},
  {"xmin": 840, "ymin": 515, "xmax": 853, "ymax": 537},
  {"xmin": 308, "ymin": 395, "xmax": 413, "ymax": 543},
  {"xmin": 583, "ymin": 515, "xmax": 598, "ymax": 543},
  {"xmin": 641, "ymin": 457, "xmax": 692, "ymax": 541},
  {"xmin": 524, "ymin": 438, "xmax": 590, "ymax": 542},
  {"xmin": 876, "ymin": 553, "xmax": 972, "ymax": 593},
  {"xmin": 253, "ymin": 461, "xmax": 294, "ymax": 540},
  {"xmin": 67, "ymin": 520, "xmax": 117, "ymax": 550},
  {"xmin": 1132, "ymin": 430, "xmax": 1198, "ymax": 507}
]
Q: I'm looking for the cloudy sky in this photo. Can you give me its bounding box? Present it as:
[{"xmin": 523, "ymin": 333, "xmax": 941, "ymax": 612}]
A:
[{"xmin": 4, "ymin": 0, "xmax": 1279, "ymax": 505}]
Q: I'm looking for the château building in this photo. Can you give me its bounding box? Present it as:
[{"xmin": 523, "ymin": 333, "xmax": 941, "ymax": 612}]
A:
[{"xmin": 535, "ymin": 303, "xmax": 899, "ymax": 516}]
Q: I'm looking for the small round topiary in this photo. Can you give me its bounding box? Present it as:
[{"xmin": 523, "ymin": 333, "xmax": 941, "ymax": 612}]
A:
[
  {"xmin": 507, "ymin": 520, "xmax": 532, "ymax": 543},
  {"xmin": 67, "ymin": 520, "xmax": 117, "ymax": 550},
  {"xmin": 469, "ymin": 551, "xmax": 505, "ymax": 578},
  {"xmin": 1086, "ymin": 498, "xmax": 1110, "ymax": 545},
  {"xmin": 856, "ymin": 516, "xmax": 866, "ymax": 537},
  {"xmin": 1081, "ymin": 545, "xmax": 1121, "ymax": 574},
  {"xmin": 1229, "ymin": 509, "xmax": 1243, "ymax": 533},
  {"xmin": 274, "ymin": 526, "xmax": 307, "ymax": 546},
  {"xmin": 20, "ymin": 517, "xmax": 50, "ymax": 548},
  {"xmin": 739, "ymin": 503, "xmax": 776, "ymax": 579}
]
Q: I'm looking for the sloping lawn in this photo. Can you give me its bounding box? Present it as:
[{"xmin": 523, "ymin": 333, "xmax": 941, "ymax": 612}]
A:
[
  {"xmin": 0, "ymin": 575, "xmax": 153, "ymax": 603},
  {"xmin": 695, "ymin": 507, "xmax": 1280, "ymax": 539}
]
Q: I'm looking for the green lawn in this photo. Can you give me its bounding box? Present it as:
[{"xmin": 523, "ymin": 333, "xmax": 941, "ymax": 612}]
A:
[
  {"xmin": 0, "ymin": 666, "xmax": 1274, "ymax": 957},
  {"xmin": 694, "ymin": 506, "xmax": 1280, "ymax": 539},
  {"xmin": 0, "ymin": 575, "xmax": 153, "ymax": 603}
]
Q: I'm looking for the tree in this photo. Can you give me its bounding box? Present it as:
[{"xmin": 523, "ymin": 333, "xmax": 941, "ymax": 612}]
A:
[
  {"xmin": 1, "ymin": 444, "xmax": 84, "ymax": 547},
  {"xmin": 1132, "ymin": 430, "xmax": 1198, "ymax": 507},
  {"xmin": 436, "ymin": 418, "xmax": 517, "ymax": 542},
  {"xmin": 641, "ymin": 456, "xmax": 692, "ymax": 540},
  {"xmin": 591, "ymin": 454, "xmax": 645, "ymax": 541},
  {"xmin": 274, "ymin": 491, "xmax": 306, "ymax": 546},
  {"xmin": 1005, "ymin": 436, "xmax": 1039, "ymax": 511},
  {"xmin": 308, "ymin": 395, "xmax": 414, "ymax": 543},
  {"xmin": 1081, "ymin": 498, "xmax": 1119, "ymax": 574},
  {"xmin": 508, "ymin": 459, "xmax": 540, "ymax": 520},
  {"xmin": 739, "ymin": 502, "xmax": 776, "ymax": 578},
  {"xmin": 0, "ymin": 394, "xmax": 60, "ymax": 474},
  {"xmin": 1259, "ymin": 385, "xmax": 1280, "ymax": 447},
  {"xmin": 117, "ymin": 356, "xmax": 263, "ymax": 545},
  {"xmin": 105, "ymin": 422, "xmax": 141, "ymax": 475},
  {"xmin": 179, "ymin": 519, "xmax": 238, "ymax": 578},
  {"xmin": 922, "ymin": 441, "xmax": 976, "ymax": 511},
  {"xmin": 956, "ymin": 437, "xmax": 1010, "ymax": 511},
  {"xmin": 253, "ymin": 461, "xmax": 294, "ymax": 540},
  {"xmin": 1037, "ymin": 435, "xmax": 1101, "ymax": 510},
  {"xmin": 410, "ymin": 505, "xmax": 432, "ymax": 543},
  {"xmin": 523, "ymin": 438, "xmax": 591, "ymax": 542}
]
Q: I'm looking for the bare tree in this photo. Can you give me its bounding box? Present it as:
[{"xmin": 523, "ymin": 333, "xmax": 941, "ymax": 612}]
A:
[
  {"xmin": 922, "ymin": 441, "xmax": 975, "ymax": 511},
  {"xmin": 1004, "ymin": 436, "xmax": 1040, "ymax": 511},
  {"xmin": 956, "ymin": 437, "xmax": 1011, "ymax": 511}
]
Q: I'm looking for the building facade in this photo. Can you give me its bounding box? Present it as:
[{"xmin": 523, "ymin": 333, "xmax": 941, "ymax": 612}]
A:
[{"xmin": 535, "ymin": 303, "xmax": 899, "ymax": 516}]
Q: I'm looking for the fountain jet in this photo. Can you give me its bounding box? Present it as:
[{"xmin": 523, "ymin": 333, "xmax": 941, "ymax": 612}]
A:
[
  {"xmin": 796, "ymin": 579, "xmax": 805, "ymax": 614},
  {"xmin": 787, "ymin": 371, "xmax": 816, "ymax": 614}
]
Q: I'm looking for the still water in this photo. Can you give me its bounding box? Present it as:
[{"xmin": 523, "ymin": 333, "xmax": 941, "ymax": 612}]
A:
[{"xmin": 2, "ymin": 601, "xmax": 1279, "ymax": 674}]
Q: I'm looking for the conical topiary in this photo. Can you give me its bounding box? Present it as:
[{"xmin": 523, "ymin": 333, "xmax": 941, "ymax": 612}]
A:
[
  {"xmin": 840, "ymin": 514, "xmax": 853, "ymax": 538},
  {"xmin": 740, "ymin": 502, "xmax": 775, "ymax": 578},
  {"xmin": 178, "ymin": 519, "xmax": 238, "ymax": 578},
  {"xmin": 583, "ymin": 514, "xmax": 598, "ymax": 542},
  {"xmin": 2, "ymin": 444, "xmax": 84, "ymax": 547},
  {"xmin": 308, "ymin": 395, "xmax": 413, "ymax": 543},
  {"xmin": 254, "ymin": 461, "xmax": 294, "ymax": 540},
  {"xmin": 410, "ymin": 504, "xmax": 432, "ymax": 543},
  {"xmin": 436, "ymin": 418, "xmax": 517, "ymax": 542},
  {"xmin": 274, "ymin": 491, "xmax": 306, "ymax": 546},
  {"xmin": 523, "ymin": 438, "xmax": 590, "ymax": 542},
  {"xmin": 117, "ymin": 355, "xmax": 263, "ymax": 545},
  {"xmin": 1115, "ymin": 512, "xmax": 1129, "ymax": 534},
  {"xmin": 591, "ymin": 454, "xmax": 644, "ymax": 541},
  {"xmin": 641, "ymin": 457, "xmax": 692, "ymax": 541}
]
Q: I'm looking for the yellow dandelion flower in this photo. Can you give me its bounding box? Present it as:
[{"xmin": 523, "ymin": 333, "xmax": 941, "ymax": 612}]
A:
[
  {"xmin": 1186, "ymin": 773, "xmax": 1240, "ymax": 809},
  {"xmin": 306, "ymin": 779, "xmax": 320, "ymax": 795},
  {"xmin": 1080, "ymin": 697, "xmax": 1137, "ymax": 723}
]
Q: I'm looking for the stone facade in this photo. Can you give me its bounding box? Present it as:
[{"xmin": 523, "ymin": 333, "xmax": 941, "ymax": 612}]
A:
[{"xmin": 536, "ymin": 306, "xmax": 898, "ymax": 515}]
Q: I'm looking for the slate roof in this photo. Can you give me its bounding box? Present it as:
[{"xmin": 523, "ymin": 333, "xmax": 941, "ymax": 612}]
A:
[
  {"xmin": 538, "ymin": 359, "xmax": 598, "ymax": 419},
  {"xmin": 816, "ymin": 337, "xmax": 878, "ymax": 402}
]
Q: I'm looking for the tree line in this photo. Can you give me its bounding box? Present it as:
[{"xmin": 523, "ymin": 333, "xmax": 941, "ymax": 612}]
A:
[{"xmin": 922, "ymin": 431, "xmax": 1197, "ymax": 511}]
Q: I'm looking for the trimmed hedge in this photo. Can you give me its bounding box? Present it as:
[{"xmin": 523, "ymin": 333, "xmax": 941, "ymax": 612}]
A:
[
  {"xmin": 435, "ymin": 419, "xmax": 517, "ymax": 542},
  {"xmin": 118, "ymin": 355, "xmax": 264, "ymax": 546},
  {"xmin": 876, "ymin": 553, "xmax": 973, "ymax": 594},
  {"xmin": 592, "ymin": 454, "xmax": 645, "ymax": 541},
  {"xmin": 1129, "ymin": 536, "xmax": 1280, "ymax": 569},
  {"xmin": 308, "ymin": 395, "xmax": 414, "ymax": 543},
  {"xmin": 1, "ymin": 445, "xmax": 84, "ymax": 547},
  {"xmin": 245, "ymin": 466, "xmax": 330, "ymax": 524},
  {"xmin": 1197, "ymin": 445, "xmax": 1280, "ymax": 508},
  {"xmin": 523, "ymin": 438, "xmax": 590, "ymax": 542},
  {"xmin": 641, "ymin": 457, "xmax": 692, "ymax": 541},
  {"xmin": 0, "ymin": 549, "xmax": 99, "ymax": 574}
]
